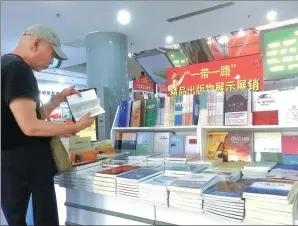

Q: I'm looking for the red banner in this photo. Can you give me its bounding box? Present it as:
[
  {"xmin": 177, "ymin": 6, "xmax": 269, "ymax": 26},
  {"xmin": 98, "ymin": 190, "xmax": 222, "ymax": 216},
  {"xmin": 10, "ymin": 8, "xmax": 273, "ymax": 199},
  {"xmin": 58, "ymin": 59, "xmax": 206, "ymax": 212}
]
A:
[
  {"xmin": 132, "ymin": 80, "xmax": 154, "ymax": 93},
  {"xmin": 167, "ymin": 54, "xmax": 263, "ymax": 96}
]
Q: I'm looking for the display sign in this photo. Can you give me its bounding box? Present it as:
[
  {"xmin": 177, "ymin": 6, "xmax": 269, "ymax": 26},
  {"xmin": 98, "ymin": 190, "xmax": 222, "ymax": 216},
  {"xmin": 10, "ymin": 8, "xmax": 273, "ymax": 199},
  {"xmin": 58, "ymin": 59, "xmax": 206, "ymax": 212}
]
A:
[
  {"xmin": 167, "ymin": 50, "xmax": 188, "ymax": 67},
  {"xmin": 261, "ymin": 24, "xmax": 298, "ymax": 79},
  {"xmin": 167, "ymin": 54, "xmax": 263, "ymax": 96},
  {"xmin": 129, "ymin": 80, "xmax": 155, "ymax": 100},
  {"xmin": 132, "ymin": 80, "xmax": 154, "ymax": 92}
]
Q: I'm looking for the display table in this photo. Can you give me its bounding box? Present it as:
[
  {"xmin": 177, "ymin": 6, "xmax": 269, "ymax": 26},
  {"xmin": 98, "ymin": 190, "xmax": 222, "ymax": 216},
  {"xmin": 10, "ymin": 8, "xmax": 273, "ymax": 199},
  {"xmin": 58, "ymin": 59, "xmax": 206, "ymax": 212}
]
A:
[{"xmin": 64, "ymin": 188, "xmax": 298, "ymax": 225}]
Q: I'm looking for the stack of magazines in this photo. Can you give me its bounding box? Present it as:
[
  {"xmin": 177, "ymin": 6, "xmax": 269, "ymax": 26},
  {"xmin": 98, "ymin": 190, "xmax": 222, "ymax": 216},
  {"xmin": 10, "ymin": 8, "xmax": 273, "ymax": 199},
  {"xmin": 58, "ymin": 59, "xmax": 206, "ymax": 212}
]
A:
[
  {"xmin": 168, "ymin": 173, "xmax": 220, "ymax": 213},
  {"xmin": 116, "ymin": 168, "xmax": 163, "ymax": 199},
  {"xmin": 139, "ymin": 174, "xmax": 179, "ymax": 207},
  {"xmin": 202, "ymin": 180, "xmax": 254, "ymax": 223},
  {"xmin": 93, "ymin": 165, "xmax": 139, "ymax": 196}
]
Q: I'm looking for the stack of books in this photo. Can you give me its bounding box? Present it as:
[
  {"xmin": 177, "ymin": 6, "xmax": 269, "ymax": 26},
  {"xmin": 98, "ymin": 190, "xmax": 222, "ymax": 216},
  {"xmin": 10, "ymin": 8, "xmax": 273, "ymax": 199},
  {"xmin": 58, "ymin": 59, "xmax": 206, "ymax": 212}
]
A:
[
  {"xmin": 241, "ymin": 162, "xmax": 277, "ymax": 179},
  {"xmin": 203, "ymin": 168, "xmax": 242, "ymax": 182},
  {"xmin": 116, "ymin": 168, "xmax": 163, "ymax": 199},
  {"xmin": 164, "ymin": 164, "xmax": 208, "ymax": 177},
  {"xmin": 243, "ymin": 180, "xmax": 298, "ymax": 225},
  {"xmin": 202, "ymin": 180, "xmax": 254, "ymax": 223},
  {"xmin": 93, "ymin": 165, "xmax": 139, "ymax": 196},
  {"xmin": 139, "ymin": 174, "xmax": 179, "ymax": 207},
  {"xmin": 167, "ymin": 173, "xmax": 220, "ymax": 212},
  {"xmin": 164, "ymin": 153, "xmax": 198, "ymax": 164},
  {"xmin": 147, "ymin": 153, "xmax": 173, "ymax": 163},
  {"xmin": 186, "ymin": 156, "xmax": 223, "ymax": 167}
]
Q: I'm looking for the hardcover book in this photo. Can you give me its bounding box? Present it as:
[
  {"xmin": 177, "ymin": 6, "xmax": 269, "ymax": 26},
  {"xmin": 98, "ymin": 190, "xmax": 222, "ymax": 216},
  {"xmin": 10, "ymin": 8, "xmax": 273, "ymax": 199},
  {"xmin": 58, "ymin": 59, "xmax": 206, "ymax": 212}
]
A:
[
  {"xmin": 130, "ymin": 100, "xmax": 142, "ymax": 127},
  {"xmin": 282, "ymin": 136, "xmax": 298, "ymax": 155},
  {"xmin": 185, "ymin": 136, "xmax": 198, "ymax": 154},
  {"xmin": 136, "ymin": 132, "xmax": 154, "ymax": 155},
  {"xmin": 143, "ymin": 99, "xmax": 157, "ymax": 127},
  {"xmin": 227, "ymin": 132, "xmax": 253, "ymax": 162},
  {"xmin": 121, "ymin": 133, "xmax": 137, "ymax": 150},
  {"xmin": 118, "ymin": 100, "xmax": 132, "ymax": 127},
  {"xmin": 169, "ymin": 135, "xmax": 185, "ymax": 155},
  {"xmin": 206, "ymin": 132, "xmax": 229, "ymax": 162},
  {"xmin": 224, "ymin": 90, "xmax": 252, "ymax": 126}
]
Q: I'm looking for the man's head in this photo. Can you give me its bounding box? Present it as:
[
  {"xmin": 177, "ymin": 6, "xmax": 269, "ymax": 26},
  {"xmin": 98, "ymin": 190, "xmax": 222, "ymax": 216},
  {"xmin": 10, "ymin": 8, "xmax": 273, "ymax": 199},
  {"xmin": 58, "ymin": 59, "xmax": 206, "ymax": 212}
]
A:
[{"xmin": 13, "ymin": 24, "xmax": 67, "ymax": 71}]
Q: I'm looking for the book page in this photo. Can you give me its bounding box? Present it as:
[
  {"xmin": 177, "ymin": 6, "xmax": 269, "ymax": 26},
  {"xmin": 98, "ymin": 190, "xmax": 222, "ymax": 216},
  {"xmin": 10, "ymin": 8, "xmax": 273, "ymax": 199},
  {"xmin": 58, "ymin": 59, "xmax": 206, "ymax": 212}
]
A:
[{"xmin": 66, "ymin": 89, "xmax": 105, "ymax": 121}]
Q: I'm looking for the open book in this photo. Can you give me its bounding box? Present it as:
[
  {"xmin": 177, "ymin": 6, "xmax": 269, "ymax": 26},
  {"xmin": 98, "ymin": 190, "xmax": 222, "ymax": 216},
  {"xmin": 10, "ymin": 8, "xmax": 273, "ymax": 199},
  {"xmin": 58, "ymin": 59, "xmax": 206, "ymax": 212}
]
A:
[{"xmin": 66, "ymin": 88, "xmax": 105, "ymax": 121}]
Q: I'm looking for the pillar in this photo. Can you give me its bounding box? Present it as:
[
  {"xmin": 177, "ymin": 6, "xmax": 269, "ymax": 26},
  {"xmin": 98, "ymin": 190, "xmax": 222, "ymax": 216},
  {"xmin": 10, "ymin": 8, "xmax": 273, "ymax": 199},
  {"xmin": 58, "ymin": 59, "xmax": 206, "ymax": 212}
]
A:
[{"xmin": 85, "ymin": 32, "xmax": 129, "ymax": 140}]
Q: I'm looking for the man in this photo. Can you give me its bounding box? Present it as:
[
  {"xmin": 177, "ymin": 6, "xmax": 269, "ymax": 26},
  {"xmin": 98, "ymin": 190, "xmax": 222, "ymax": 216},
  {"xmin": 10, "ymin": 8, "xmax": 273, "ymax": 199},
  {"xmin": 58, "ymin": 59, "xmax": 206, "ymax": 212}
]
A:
[{"xmin": 1, "ymin": 24, "xmax": 95, "ymax": 226}]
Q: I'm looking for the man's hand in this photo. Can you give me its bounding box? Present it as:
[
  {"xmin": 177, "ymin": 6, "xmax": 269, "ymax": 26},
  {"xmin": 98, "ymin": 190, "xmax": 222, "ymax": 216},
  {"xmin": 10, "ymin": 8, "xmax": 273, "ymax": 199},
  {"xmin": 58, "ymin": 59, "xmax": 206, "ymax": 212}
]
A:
[
  {"xmin": 54, "ymin": 85, "xmax": 81, "ymax": 103},
  {"xmin": 75, "ymin": 113, "xmax": 95, "ymax": 133}
]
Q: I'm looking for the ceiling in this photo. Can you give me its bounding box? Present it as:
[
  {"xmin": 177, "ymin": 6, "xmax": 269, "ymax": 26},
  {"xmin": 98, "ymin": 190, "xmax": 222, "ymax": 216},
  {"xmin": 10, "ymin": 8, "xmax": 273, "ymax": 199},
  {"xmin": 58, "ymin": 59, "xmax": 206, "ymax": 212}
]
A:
[{"xmin": 1, "ymin": 1, "xmax": 298, "ymax": 68}]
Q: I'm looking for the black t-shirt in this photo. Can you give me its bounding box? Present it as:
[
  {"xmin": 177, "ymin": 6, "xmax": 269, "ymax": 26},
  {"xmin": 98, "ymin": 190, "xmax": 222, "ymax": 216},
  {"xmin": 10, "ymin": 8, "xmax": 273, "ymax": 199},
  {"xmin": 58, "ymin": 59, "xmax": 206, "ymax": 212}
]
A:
[{"xmin": 1, "ymin": 54, "xmax": 50, "ymax": 150}]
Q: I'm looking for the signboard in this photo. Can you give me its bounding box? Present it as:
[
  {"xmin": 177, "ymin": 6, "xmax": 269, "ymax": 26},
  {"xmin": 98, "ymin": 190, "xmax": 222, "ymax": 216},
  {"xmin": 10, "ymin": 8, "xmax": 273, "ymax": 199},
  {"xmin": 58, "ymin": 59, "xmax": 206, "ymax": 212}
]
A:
[
  {"xmin": 167, "ymin": 50, "xmax": 188, "ymax": 67},
  {"xmin": 261, "ymin": 24, "xmax": 298, "ymax": 79},
  {"xmin": 129, "ymin": 80, "xmax": 155, "ymax": 100},
  {"xmin": 167, "ymin": 54, "xmax": 263, "ymax": 96}
]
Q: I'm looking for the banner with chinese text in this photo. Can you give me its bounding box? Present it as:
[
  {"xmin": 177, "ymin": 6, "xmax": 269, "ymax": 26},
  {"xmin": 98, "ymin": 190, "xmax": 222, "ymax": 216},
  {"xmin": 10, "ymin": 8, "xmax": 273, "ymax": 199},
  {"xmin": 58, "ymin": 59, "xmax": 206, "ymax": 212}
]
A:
[{"xmin": 167, "ymin": 54, "xmax": 263, "ymax": 96}]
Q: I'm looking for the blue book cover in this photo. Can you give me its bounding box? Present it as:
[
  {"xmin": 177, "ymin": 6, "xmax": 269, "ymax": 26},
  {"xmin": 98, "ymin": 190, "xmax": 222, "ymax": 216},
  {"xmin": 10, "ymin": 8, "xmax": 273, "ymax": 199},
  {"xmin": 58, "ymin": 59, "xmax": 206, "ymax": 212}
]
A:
[
  {"xmin": 156, "ymin": 97, "xmax": 165, "ymax": 126},
  {"xmin": 174, "ymin": 96, "xmax": 183, "ymax": 126},
  {"xmin": 116, "ymin": 168, "xmax": 162, "ymax": 181},
  {"xmin": 169, "ymin": 135, "xmax": 185, "ymax": 155},
  {"xmin": 199, "ymin": 91, "xmax": 208, "ymax": 111},
  {"xmin": 136, "ymin": 132, "xmax": 153, "ymax": 155},
  {"xmin": 282, "ymin": 155, "xmax": 298, "ymax": 165},
  {"xmin": 244, "ymin": 180, "xmax": 293, "ymax": 197},
  {"xmin": 203, "ymin": 179, "xmax": 255, "ymax": 198},
  {"xmin": 118, "ymin": 100, "xmax": 132, "ymax": 127},
  {"xmin": 273, "ymin": 164, "xmax": 298, "ymax": 170},
  {"xmin": 193, "ymin": 95, "xmax": 200, "ymax": 125}
]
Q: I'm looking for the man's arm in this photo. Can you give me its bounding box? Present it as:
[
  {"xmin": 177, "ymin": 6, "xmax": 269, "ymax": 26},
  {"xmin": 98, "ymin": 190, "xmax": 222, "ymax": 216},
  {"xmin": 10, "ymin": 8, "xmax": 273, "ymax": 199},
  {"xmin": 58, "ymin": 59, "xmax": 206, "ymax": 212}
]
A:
[
  {"xmin": 39, "ymin": 95, "xmax": 64, "ymax": 120},
  {"xmin": 10, "ymin": 98, "xmax": 80, "ymax": 136}
]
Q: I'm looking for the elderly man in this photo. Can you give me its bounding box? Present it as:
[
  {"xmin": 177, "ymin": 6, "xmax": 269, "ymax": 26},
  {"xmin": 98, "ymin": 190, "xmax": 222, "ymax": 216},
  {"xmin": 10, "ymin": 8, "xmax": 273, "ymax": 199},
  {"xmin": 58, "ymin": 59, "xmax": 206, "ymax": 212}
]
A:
[{"xmin": 1, "ymin": 24, "xmax": 94, "ymax": 226}]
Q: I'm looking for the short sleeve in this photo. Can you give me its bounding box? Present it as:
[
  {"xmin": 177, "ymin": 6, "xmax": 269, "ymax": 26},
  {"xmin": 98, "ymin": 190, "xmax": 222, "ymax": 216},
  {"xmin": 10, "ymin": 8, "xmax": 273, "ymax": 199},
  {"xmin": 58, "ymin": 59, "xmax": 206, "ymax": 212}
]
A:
[{"xmin": 2, "ymin": 61, "xmax": 37, "ymax": 105}]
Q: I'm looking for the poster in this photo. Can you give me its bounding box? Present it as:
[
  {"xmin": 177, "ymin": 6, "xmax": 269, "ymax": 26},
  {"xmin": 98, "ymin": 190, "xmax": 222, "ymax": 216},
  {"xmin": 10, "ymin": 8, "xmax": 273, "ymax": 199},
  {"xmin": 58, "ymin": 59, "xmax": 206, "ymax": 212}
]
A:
[
  {"xmin": 129, "ymin": 80, "xmax": 155, "ymax": 100},
  {"xmin": 167, "ymin": 54, "xmax": 263, "ymax": 96}
]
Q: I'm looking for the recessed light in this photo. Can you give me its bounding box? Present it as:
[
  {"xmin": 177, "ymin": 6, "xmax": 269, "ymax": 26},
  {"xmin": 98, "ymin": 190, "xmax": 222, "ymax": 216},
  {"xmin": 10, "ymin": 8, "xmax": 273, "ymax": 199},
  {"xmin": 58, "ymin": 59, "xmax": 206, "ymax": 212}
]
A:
[
  {"xmin": 166, "ymin": 36, "xmax": 173, "ymax": 43},
  {"xmin": 267, "ymin": 11, "xmax": 277, "ymax": 21},
  {"xmin": 117, "ymin": 10, "xmax": 131, "ymax": 25}
]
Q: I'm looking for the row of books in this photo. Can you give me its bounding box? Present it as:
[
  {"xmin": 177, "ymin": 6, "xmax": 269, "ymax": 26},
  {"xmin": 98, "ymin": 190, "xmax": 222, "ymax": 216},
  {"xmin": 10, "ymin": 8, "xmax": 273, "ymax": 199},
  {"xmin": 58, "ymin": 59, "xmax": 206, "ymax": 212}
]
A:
[
  {"xmin": 117, "ymin": 87, "xmax": 298, "ymax": 128},
  {"xmin": 56, "ymin": 157, "xmax": 298, "ymax": 225},
  {"xmin": 114, "ymin": 132, "xmax": 197, "ymax": 155},
  {"xmin": 206, "ymin": 131, "xmax": 298, "ymax": 164}
]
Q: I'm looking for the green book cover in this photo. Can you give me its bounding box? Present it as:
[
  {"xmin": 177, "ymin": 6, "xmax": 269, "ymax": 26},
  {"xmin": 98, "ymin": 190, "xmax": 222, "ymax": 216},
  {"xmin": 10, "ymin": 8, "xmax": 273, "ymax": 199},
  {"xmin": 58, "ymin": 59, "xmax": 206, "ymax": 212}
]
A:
[
  {"xmin": 255, "ymin": 152, "xmax": 283, "ymax": 163},
  {"xmin": 136, "ymin": 132, "xmax": 154, "ymax": 155},
  {"xmin": 144, "ymin": 99, "xmax": 157, "ymax": 127}
]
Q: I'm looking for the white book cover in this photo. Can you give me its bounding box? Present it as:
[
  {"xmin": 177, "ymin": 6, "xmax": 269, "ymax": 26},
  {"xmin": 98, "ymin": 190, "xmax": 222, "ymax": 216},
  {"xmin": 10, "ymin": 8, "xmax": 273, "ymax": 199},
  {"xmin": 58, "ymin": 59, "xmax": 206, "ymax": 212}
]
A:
[
  {"xmin": 184, "ymin": 136, "xmax": 198, "ymax": 153},
  {"xmin": 252, "ymin": 90, "xmax": 279, "ymax": 112},
  {"xmin": 254, "ymin": 133, "xmax": 282, "ymax": 156},
  {"xmin": 153, "ymin": 132, "xmax": 172, "ymax": 154},
  {"xmin": 66, "ymin": 89, "xmax": 105, "ymax": 121},
  {"xmin": 244, "ymin": 162, "xmax": 277, "ymax": 171},
  {"xmin": 139, "ymin": 174, "xmax": 178, "ymax": 190},
  {"xmin": 279, "ymin": 89, "xmax": 298, "ymax": 126}
]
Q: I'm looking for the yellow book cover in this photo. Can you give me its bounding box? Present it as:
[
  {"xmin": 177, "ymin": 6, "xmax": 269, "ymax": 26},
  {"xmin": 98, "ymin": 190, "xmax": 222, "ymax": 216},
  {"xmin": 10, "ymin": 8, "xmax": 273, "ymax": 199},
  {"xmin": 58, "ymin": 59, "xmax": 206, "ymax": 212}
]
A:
[
  {"xmin": 215, "ymin": 161, "xmax": 248, "ymax": 169},
  {"xmin": 206, "ymin": 132, "xmax": 228, "ymax": 162}
]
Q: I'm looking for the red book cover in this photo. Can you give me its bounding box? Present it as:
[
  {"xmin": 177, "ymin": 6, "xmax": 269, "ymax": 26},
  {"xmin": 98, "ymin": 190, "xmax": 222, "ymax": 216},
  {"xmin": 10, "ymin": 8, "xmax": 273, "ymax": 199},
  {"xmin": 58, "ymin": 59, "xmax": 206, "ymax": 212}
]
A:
[
  {"xmin": 97, "ymin": 165, "xmax": 139, "ymax": 175},
  {"xmin": 227, "ymin": 132, "xmax": 253, "ymax": 162},
  {"xmin": 282, "ymin": 136, "xmax": 298, "ymax": 155},
  {"xmin": 252, "ymin": 111, "xmax": 278, "ymax": 125}
]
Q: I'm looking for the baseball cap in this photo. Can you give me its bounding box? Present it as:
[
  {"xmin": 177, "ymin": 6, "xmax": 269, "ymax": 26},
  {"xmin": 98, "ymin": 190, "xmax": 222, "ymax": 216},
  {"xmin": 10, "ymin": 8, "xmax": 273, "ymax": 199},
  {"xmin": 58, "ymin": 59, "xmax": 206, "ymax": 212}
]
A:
[{"xmin": 22, "ymin": 24, "xmax": 68, "ymax": 60}]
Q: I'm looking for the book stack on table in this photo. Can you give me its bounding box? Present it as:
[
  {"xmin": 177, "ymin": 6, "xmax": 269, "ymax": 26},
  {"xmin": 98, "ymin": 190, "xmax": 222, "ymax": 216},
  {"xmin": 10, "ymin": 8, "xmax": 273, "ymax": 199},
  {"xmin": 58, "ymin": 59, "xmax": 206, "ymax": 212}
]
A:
[
  {"xmin": 116, "ymin": 168, "xmax": 163, "ymax": 199},
  {"xmin": 139, "ymin": 174, "xmax": 179, "ymax": 207},
  {"xmin": 168, "ymin": 173, "xmax": 220, "ymax": 213},
  {"xmin": 241, "ymin": 162, "xmax": 277, "ymax": 179},
  {"xmin": 202, "ymin": 180, "xmax": 254, "ymax": 223},
  {"xmin": 93, "ymin": 165, "xmax": 139, "ymax": 196}
]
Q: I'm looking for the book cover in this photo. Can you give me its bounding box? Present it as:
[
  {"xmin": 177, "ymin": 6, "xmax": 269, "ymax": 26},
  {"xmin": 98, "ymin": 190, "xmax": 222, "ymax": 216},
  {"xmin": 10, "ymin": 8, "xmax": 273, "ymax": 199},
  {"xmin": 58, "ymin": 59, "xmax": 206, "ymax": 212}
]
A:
[
  {"xmin": 136, "ymin": 132, "xmax": 153, "ymax": 155},
  {"xmin": 165, "ymin": 153, "xmax": 197, "ymax": 161},
  {"xmin": 207, "ymin": 132, "xmax": 229, "ymax": 162},
  {"xmin": 187, "ymin": 94, "xmax": 194, "ymax": 126},
  {"xmin": 116, "ymin": 168, "xmax": 162, "ymax": 181},
  {"xmin": 244, "ymin": 181, "xmax": 293, "ymax": 197},
  {"xmin": 169, "ymin": 96, "xmax": 176, "ymax": 126},
  {"xmin": 114, "ymin": 132, "xmax": 122, "ymax": 149},
  {"xmin": 224, "ymin": 90, "xmax": 251, "ymax": 126},
  {"xmin": 156, "ymin": 97, "xmax": 165, "ymax": 126},
  {"xmin": 199, "ymin": 91, "xmax": 208, "ymax": 125},
  {"xmin": 144, "ymin": 99, "xmax": 156, "ymax": 127},
  {"xmin": 193, "ymin": 95, "xmax": 200, "ymax": 125},
  {"xmin": 169, "ymin": 135, "xmax": 185, "ymax": 155},
  {"xmin": 282, "ymin": 136, "xmax": 298, "ymax": 155},
  {"xmin": 252, "ymin": 90, "xmax": 279, "ymax": 112},
  {"xmin": 121, "ymin": 133, "xmax": 137, "ymax": 150},
  {"xmin": 254, "ymin": 132, "xmax": 282, "ymax": 153},
  {"xmin": 174, "ymin": 96, "xmax": 183, "ymax": 126},
  {"xmin": 164, "ymin": 97, "xmax": 170, "ymax": 126},
  {"xmin": 216, "ymin": 162, "xmax": 248, "ymax": 169},
  {"xmin": 227, "ymin": 132, "xmax": 253, "ymax": 162},
  {"xmin": 118, "ymin": 100, "xmax": 132, "ymax": 127},
  {"xmin": 185, "ymin": 136, "xmax": 198, "ymax": 154},
  {"xmin": 203, "ymin": 180, "xmax": 255, "ymax": 198},
  {"xmin": 130, "ymin": 100, "xmax": 142, "ymax": 127},
  {"xmin": 153, "ymin": 132, "xmax": 172, "ymax": 154},
  {"xmin": 96, "ymin": 165, "xmax": 139, "ymax": 176},
  {"xmin": 253, "ymin": 111, "xmax": 279, "ymax": 125},
  {"xmin": 215, "ymin": 92, "xmax": 224, "ymax": 126},
  {"xmin": 282, "ymin": 154, "xmax": 298, "ymax": 164},
  {"xmin": 244, "ymin": 162, "xmax": 277, "ymax": 171},
  {"xmin": 278, "ymin": 89, "xmax": 298, "ymax": 126},
  {"xmin": 254, "ymin": 152, "xmax": 283, "ymax": 163},
  {"xmin": 141, "ymin": 174, "xmax": 178, "ymax": 187}
]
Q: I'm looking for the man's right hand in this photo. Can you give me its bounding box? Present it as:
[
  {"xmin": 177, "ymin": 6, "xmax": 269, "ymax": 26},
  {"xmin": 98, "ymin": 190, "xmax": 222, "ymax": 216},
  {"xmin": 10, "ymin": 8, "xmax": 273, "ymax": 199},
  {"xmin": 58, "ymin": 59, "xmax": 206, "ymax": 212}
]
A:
[{"xmin": 75, "ymin": 113, "xmax": 95, "ymax": 133}]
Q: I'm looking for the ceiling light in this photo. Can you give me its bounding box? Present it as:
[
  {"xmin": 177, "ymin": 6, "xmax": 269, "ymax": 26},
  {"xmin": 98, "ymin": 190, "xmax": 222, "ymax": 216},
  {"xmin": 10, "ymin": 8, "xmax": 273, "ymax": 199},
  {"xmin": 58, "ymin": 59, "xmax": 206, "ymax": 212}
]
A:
[
  {"xmin": 166, "ymin": 36, "xmax": 173, "ymax": 43},
  {"xmin": 117, "ymin": 10, "xmax": 131, "ymax": 25},
  {"xmin": 267, "ymin": 11, "xmax": 277, "ymax": 21},
  {"xmin": 218, "ymin": 36, "xmax": 229, "ymax": 44}
]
